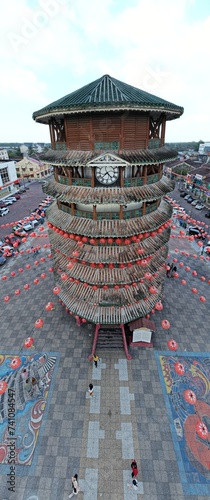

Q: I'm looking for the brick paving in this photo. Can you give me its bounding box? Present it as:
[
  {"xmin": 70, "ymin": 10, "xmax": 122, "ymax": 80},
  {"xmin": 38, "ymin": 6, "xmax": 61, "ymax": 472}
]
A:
[{"xmin": 0, "ymin": 223, "xmax": 210, "ymax": 500}]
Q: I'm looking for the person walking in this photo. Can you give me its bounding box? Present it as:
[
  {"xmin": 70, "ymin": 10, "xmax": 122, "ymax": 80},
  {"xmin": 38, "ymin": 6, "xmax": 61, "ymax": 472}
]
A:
[
  {"xmin": 169, "ymin": 263, "xmax": 174, "ymax": 277},
  {"xmin": 171, "ymin": 265, "xmax": 177, "ymax": 278},
  {"xmin": 69, "ymin": 473, "xmax": 79, "ymax": 497},
  {"xmin": 127, "ymin": 479, "xmax": 138, "ymax": 491},
  {"xmin": 89, "ymin": 383, "xmax": 94, "ymax": 397},
  {"xmin": 166, "ymin": 263, "xmax": 170, "ymax": 278},
  {"xmin": 93, "ymin": 354, "xmax": 99, "ymax": 367},
  {"xmin": 131, "ymin": 459, "xmax": 138, "ymax": 478}
]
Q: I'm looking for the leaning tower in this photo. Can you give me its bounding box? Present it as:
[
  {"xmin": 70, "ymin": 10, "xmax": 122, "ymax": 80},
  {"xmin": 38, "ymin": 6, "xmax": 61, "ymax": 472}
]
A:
[{"xmin": 33, "ymin": 74, "xmax": 183, "ymax": 356}]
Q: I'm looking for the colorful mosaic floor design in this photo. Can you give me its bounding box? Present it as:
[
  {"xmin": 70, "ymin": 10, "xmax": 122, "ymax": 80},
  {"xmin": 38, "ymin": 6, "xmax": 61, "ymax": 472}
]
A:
[
  {"xmin": 0, "ymin": 352, "xmax": 57, "ymax": 466},
  {"xmin": 155, "ymin": 352, "xmax": 210, "ymax": 496}
]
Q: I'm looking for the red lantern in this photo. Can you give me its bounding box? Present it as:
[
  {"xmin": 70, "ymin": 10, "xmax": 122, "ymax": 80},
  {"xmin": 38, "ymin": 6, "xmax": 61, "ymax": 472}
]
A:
[
  {"xmin": 61, "ymin": 273, "xmax": 68, "ymax": 280},
  {"xmin": 92, "ymin": 285, "xmax": 98, "ymax": 291},
  {"xmin": 103, "ymin": 285, "xmax": 108, "ymax": 290},
  {"xmin": 108, "ymin": 238, "xmax": 113, "ymax": 244},
  {"xmin": 10, "ymin": 356, "xmax": 21, "ymax": 369},
  {"xmin": 4, "ymin": 296, "xmax": 10, "ymax": 302},
  {"xmin": 0, "ymin": 381, "xmax": 8, "ymax": 395},
  {"xmin": 34, "ymin": 278, "xmax": 39, "ymax": 285},
  {"xmin": 100, "ymin": 238, "xmax": 106, "ymax": 244},
  {"xmin": 149, "ymin": 286, "xmax": 157, "ymax": 294},
  {"xmin": 174, "ymin": 362, "xmax": 185, "ymax": 375},
  {"xmin": 2, "ymin": 275, "xmax": 7, "ymax": 281},
  {"xmin": 116, "ymin": 238, "xmax": 122, "ymax": 245},
  {"xmin": 53, "ymin": 286, "xmax": 61, "ymax": 294},
  {"xmin": 48, "ymin": 267, "xmax": 54, "ymax": 272},
  {"xmin": 137, "ymin": 248, "xmax": 144, "ymax": 255},
  {"xmin": 45, "ymin": 302, "xmax": 54, "ymax": 311},
  {"xmin": 89, "ymin": 238, "xmax": 96, "ymax": 245},
  {"xmin": 196, "ymin": 421, "xmax": 208, "ymax": 440},
  {"xmin": 24, "ymin": 284, "xmax": 30, "ymax": 290},
  {"xmin": 181, "ymin": 280, "xmax": 186, "ymax": 285},
  {"xmin": 200, "ymin": 296, "xmax": 206, "ymax": 303},
  {"xmin": 34, "ymin": 318, "xmax": 44, "ymax": 328},
  {"xmin": 167, "ymin": 339, "xmax": 178, "ymax": 351},
  {"xmin": 144, "ymin": 272, "xmax": 152, "ymax": 280},
  {"xmin": 155, "ymin": 301, "xmax": 163, "ymax": 311},
  {"xmin": 67, "ymin": 262, "xmax": 74, "ymax": 269},
  {"xmin": 161, "ymin": 319, "xmax": 170, "ymax": 330},
  {"xmin": 83, "ymin": 282, "xmax": 88, "ymax": 287},
  {"xmin": 114, "ymin": 284, "xmax": 120, "ymax": 290},
  {"xmin": 108, "ymin": 263, "xmax": 114, "ymax": 269},
  {"xmin": 192, "ymin": 271, "xmax": 197, "ymax": 276},
  {"xmin": 72, "ymin": 250, "xmax": 79, "ymax": 257},
  {"xmin": 200, "ymin": 276, "xmax": 206, "ymax": 282},
  {"xmin": 185, "ymin": 266, "xmax": 190, "ymax": 272},
  {"xmin": 10, "ymin": 272, "xmax": 16, "ymax": 277},
  {"xmin": 184, "ymin": 389, "xmax": 196, "ymax": 405},
  {"xmin": 141, "ymin": 259, "xmax": 148, "ymax": 266},
  {"xmin": 15, "ymin": 289, "xmax": 21, "ymax": 296},
  {"xmin": 24, "ymin": 337, "xmax": 34, "ymax": 348}
]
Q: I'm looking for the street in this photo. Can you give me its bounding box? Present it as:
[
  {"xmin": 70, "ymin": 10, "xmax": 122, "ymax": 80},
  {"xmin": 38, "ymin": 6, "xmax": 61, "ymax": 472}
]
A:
[{"xmin": 0, "ymin": 181, "xmax": 48, "ymax": 240}]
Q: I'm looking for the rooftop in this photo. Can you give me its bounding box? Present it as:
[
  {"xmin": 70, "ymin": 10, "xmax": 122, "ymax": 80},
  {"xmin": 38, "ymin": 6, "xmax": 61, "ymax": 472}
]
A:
[{"xmin": 33, "ymin": 74, "xmax": 184, "ymax": 122}]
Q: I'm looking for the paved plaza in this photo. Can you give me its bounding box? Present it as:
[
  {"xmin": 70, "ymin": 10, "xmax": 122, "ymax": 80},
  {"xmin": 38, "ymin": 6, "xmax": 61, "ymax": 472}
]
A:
[{"xmin": 0, "ymin": 225, "xmax": 210, "ymax": 500}]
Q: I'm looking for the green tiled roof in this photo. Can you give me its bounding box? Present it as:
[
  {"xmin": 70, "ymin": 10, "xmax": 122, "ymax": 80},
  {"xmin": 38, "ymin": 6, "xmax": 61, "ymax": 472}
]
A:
[{"xmin": 33, "ymin": 74, "xmax": 183, "ymax": 121}]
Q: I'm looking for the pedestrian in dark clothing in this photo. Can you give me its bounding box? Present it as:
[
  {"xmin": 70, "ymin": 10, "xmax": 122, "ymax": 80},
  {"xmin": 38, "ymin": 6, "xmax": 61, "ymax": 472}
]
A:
[
  {"xmin": 166, "ymin": 263, "xmax": 170, "ymax": 277},
  {"xmin": 171, "ymin": 265, "xmax": 177, "ymax": 277},
  {"xmin": 169, "ymin": 263, "xmax": 174, "ymax": 277},
  {"xmin": 89, "ymin": 383, "xmax": 94, "ymax": 397}
]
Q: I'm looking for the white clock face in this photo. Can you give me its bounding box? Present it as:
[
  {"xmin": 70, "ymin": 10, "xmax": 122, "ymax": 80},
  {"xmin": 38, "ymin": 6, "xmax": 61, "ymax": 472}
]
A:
[{"xmin": 95, "ymin": 165, "xmax": 119, "ymax": 185}]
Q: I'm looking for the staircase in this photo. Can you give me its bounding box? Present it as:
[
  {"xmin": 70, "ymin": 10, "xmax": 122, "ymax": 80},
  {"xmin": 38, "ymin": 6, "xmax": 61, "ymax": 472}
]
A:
[{"xmin": 97, "ymin": 325, "xmax": 125, "ymax": 349}]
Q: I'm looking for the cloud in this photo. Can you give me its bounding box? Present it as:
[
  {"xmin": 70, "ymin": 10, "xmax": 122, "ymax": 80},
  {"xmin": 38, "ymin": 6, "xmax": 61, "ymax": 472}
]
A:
[{"xmin": 1, "ymin": 0, "xmax": 210, "ymax": 141}]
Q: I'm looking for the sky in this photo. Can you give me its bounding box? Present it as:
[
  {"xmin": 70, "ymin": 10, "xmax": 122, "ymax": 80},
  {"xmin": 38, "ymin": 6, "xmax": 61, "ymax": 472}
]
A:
[{"xmin": 1, "ymin": 0, "xmax": 210, "ymax": 144}]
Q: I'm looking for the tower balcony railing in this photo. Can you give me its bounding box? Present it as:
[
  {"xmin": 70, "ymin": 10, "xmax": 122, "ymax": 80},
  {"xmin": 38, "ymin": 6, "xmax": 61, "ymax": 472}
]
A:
[
  {"xmin": 60, "ymin": 203, "xmax": 156, "ymax": 219},
  {"xmin": 57, "ymin": 173, "xmax": 159, "ymax": 188}
]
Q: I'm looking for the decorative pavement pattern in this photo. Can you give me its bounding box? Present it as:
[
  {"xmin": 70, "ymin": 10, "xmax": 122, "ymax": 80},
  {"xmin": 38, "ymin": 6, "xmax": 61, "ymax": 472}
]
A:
[
  {"xmin": 0, "ymin": 223, "xmax": 209, "ymax": 499},
  {"xmin": 0, "ymin": 352, "xmax": 57, "ymax": 466},
  {"xmin": 156, "ymin": 352, "xmax": 210, "ymax": 496}
]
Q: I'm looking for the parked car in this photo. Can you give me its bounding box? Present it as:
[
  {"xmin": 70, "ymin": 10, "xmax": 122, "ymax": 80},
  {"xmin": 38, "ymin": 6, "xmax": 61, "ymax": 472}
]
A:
[
  {"xmin": 184, "ymin": 194, "xmax": 191, "ymax": 200},
  {"xmin": 180, "ymin": 191, "xmax": 188, "ymax": 198},
  {"xmin": 0, "ymin": 255, "xmax": 6, "ymax": 265},
  {"xmin": 13, "ymin": 193, "xmax": 21, "ymax": 200},
  {"xmin": 23, "ymin": 217, "xmax": 39, "ymax": 227},
  {"xmin": 0, "ymin": 207, "xmax": 10, "ymax": 216},
  {"xmin": 0, "ymin": 202, "xmax": 6, "ymax": 208},
  {"xmin": 195, "ymin": 203, "xmax": 204, "ymax": 210},
  {"xmin": 3, "ymin": 199, "xmax": 13, "ymax": 205},
  {"xmin": 4, "ymin": 234, "xmax": 21, "ymax": 246},
  {"xmin": 19, "ymin": 187, "xmax": 26, "ymax": 193},
  {"xmin": 188, "ymin": 226, "xmax": 206, "ymax": 239},
  {"xmin": 186, "ymin": 196, "xmax": 194, "ymax": 203},
  {"xmin": 205, "ymin": 211, "xmax": 210, "ymax": 218},
  {"xmin": 0, "ymin": 244, "xmax": 15, "ymax": 256},
  {"xmin": 191, "ymin": 199, "xmax": 198, "ymax": 206},
  {"xmin": 6, "ymin": 196, "xmax": 17, "ymax": 203},
  {"xmin": 15, "ymin": 221, "xmax": 33, "ymax": 231},
  {"xmin": 13, "ymin": 228, "xmax": 27, "ymax": 237}
]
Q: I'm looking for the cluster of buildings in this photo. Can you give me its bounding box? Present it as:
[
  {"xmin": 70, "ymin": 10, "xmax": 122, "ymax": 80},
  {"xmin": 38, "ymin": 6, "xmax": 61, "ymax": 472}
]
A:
[
  {"xmin": 164, "ymin": 149, "xmax": 210, "ymax": 209},
  {"xmin": 0, "ymin": 147, "xmax": 51, "ymax": 198}
]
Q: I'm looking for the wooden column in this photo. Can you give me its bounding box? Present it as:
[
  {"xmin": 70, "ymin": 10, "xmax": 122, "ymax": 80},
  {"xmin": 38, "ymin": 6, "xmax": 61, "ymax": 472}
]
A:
[
  {"xmin": 120, "ymin": 166, "xmax": 124, "ymax": 188},
  {"xmin": 120, "ymin": 205, "xmax": 123, "ymax": 220},
  {"xmin": 93, "ymin": 205, "xmax": 97, "ymax": 220},
  {"xmin": 54, "ymin": 166, "xmax": 58, "ymax": 182},
  {"xmin": 143, "ymin": 165, "xmax": 147, "ymax": 185},
  {"xmin": 71, "ymin": 203, "xmax": 75, "ymax": 216},
  {"xmin": 67, "ymin": 167, "xmax": 72, "ymax": 185},
  {"xmin": 142, "ymin": 202, "xmax": 146, "ymax": 215},
  {"xmin": 91, "ymin": 167, "xmax": 95, "ymax": 188},
  {"xmin": 161, "ymin": 115, "xmax": 166, "ymax": 145}
]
